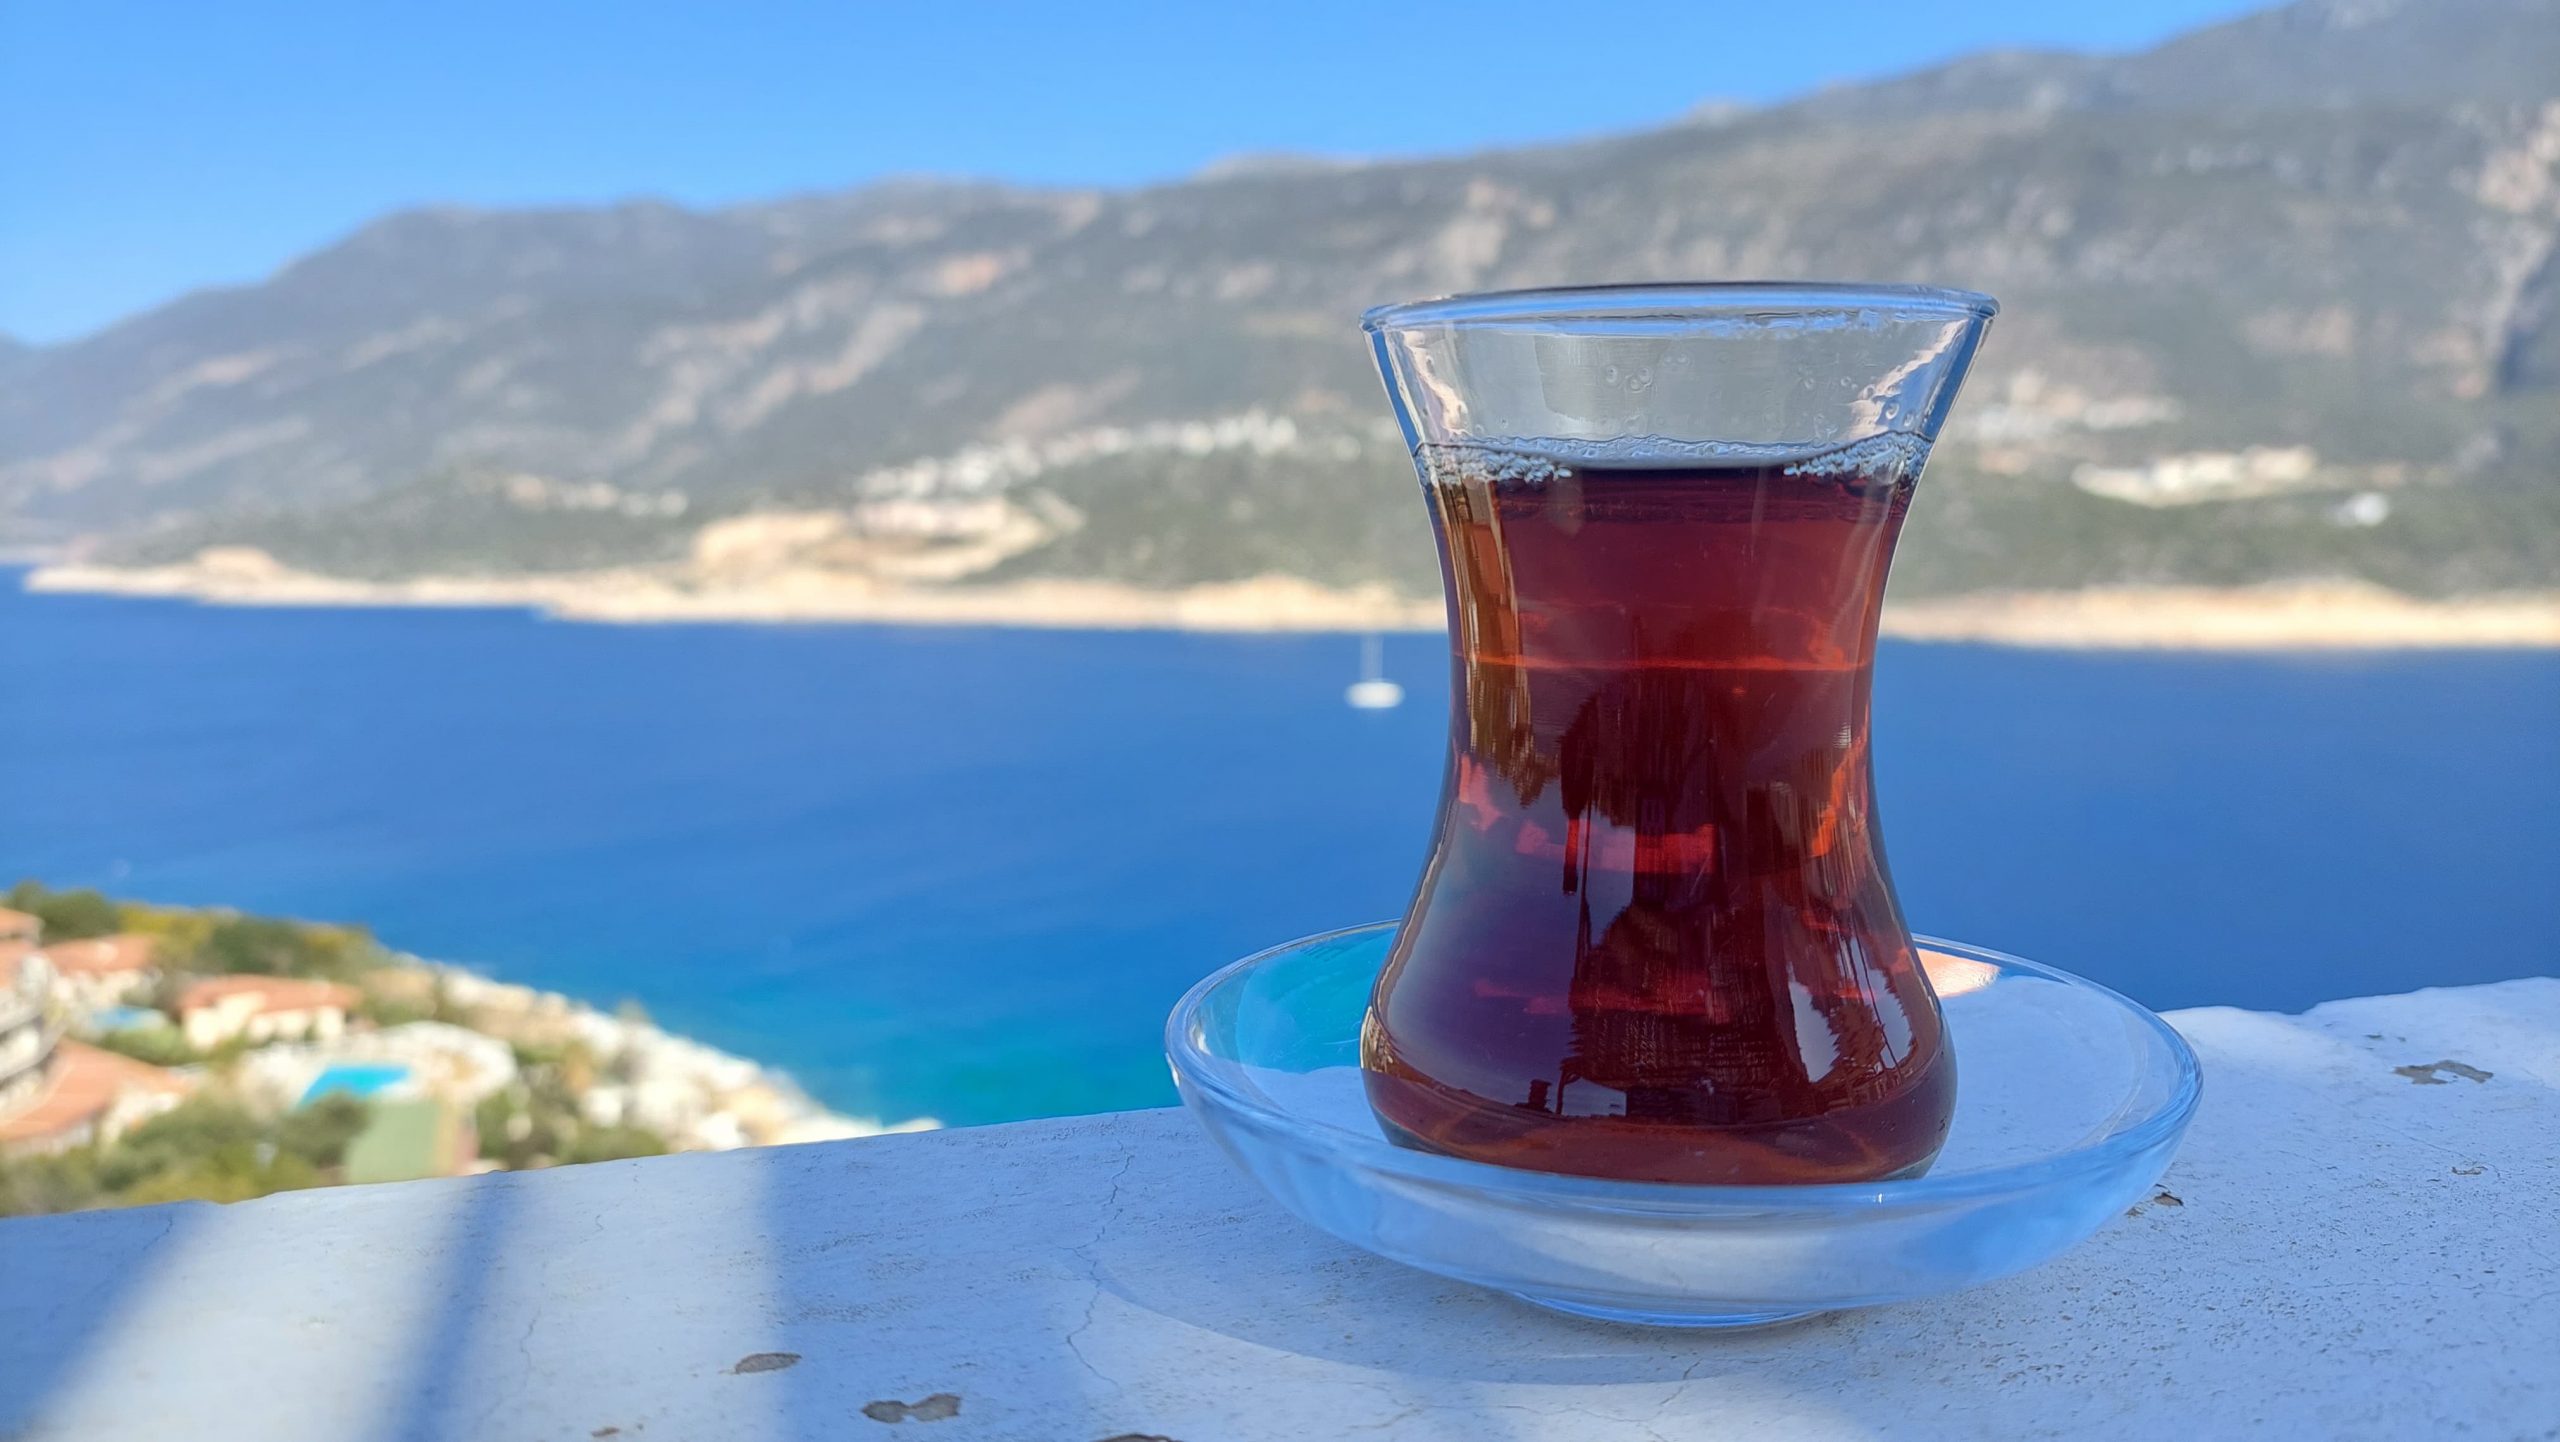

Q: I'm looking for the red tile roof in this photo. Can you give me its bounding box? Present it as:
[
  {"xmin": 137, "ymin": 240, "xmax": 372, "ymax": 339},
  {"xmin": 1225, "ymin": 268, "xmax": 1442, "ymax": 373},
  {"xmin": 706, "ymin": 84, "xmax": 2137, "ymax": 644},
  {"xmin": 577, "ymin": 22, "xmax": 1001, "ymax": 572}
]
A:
[
  {"xmin": 176, "ymin": 975, "xmax": 362, "ymax": 1016},
  {"xmin": 44, "ymin": 934, "xmax": 159, "ymax": 977},
  {"xmin": 0, "ymin": 1041, "xmax": 189, "ymax": 1146}
]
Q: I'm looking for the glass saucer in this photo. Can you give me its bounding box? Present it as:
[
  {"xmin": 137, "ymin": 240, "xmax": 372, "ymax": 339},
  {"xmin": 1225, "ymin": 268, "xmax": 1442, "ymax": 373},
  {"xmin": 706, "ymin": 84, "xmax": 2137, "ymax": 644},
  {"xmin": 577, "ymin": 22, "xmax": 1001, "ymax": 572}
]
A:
[{"xmin": 1165, "ymin": 924, "xmax": 2201, "ymax": 1329}]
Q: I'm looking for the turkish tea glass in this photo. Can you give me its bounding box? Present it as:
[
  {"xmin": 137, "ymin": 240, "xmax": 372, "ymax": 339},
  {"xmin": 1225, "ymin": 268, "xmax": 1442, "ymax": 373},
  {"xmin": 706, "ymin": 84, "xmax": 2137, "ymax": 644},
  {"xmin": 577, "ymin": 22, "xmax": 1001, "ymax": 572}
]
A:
[{"xmin": 1360, "ymin": 284, "xmax": 1996, "ymax": 1184}]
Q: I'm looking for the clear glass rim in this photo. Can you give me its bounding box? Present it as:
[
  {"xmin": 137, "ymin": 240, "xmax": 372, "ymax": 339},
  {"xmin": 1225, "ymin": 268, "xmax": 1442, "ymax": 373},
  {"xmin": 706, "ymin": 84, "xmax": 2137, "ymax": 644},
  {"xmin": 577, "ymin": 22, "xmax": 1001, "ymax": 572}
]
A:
[
  {"xmin": 1362, "ymin": 281, "xmax": 2000, "ymax": 333},
  {"xmin": 1166, "ymin": 924, "xmax": 2201, "ymax": 1214}
]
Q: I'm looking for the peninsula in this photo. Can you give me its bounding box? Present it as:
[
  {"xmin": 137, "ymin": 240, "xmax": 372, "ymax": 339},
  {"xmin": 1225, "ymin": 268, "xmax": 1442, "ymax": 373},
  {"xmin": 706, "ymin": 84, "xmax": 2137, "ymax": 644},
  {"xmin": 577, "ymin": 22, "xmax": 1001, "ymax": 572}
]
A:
[{"xmin": 23, "ymin": 554, "xmax": 2560, "ymax": 651}]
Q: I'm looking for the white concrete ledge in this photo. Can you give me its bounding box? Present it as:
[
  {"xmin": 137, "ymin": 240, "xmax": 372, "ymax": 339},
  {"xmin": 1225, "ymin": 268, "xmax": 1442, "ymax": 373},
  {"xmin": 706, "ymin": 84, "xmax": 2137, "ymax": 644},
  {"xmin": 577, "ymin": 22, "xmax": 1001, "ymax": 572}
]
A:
[{"xmin": 6, "ymin": 979, "xmax": 2557, "ymax": 1440}]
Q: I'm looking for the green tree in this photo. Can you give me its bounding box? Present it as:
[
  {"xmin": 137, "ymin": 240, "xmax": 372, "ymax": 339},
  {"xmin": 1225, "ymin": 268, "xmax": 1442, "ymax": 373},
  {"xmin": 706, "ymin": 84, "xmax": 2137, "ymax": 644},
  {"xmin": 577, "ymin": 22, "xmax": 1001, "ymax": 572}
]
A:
[
  {"xmin": 475, "ymin": 1081, "xmax": 571, "ymax": 1170},
  {"xmin": 0, "ymin": 1148, "xmax": 106, "ymax": 1217},
  {"xmin": 198, "ymin": 916, "xmax": 318, "ymax": 976},
  {"xmin": 5, "ymin": 881, "xmax": 121, "ymax": 941},
  {"xmin": 89, "ymin": 1024, "xmax": 201, "ymax": 1068},
  {"xmin": 79, "ymin": 1097, "xmax": 339, "ymax": 1206},
  {"xmin": 0, "ymin": 1094, "xmax": 396, "ymax": 1217},
  {"xmin": 277, "ymin": 1094, "xmax": 372, "ymax": 1170},
  {"xmin": 357, "ymin": 991, "xmax": 433, "ymax": 1028},
  {"xmin": 565, "ymin": 1125, "xmax": 668, "ymax": 1166},
  {"xmin": 173, "ymin": 912, "xmax": 386, "ymax": 981},
  {"xmin": 95, "ymin": 1098, "xmax": 264, "ymax": 1192},
  {"xmin": 118, "ymin": 1151, "xmax": 319, "ymax": 1207}
]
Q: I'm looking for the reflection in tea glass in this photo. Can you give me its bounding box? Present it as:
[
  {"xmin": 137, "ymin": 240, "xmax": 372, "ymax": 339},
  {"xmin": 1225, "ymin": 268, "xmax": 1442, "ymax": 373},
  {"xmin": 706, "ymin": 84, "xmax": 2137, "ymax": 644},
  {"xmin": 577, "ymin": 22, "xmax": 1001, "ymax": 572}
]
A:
[{"xmin": 1360, "ymin": 284, "xmax": 1998, "ymax": 1184}]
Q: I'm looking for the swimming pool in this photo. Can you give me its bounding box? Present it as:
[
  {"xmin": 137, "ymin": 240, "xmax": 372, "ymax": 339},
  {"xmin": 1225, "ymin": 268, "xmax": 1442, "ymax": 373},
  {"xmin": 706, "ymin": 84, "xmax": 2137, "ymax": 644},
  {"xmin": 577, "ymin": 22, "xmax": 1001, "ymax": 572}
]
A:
[
  {"xmin": 89, "ymin": 1005, "xmax": 166, "ymax": 1034},
  {"xmin": 300, "ymin": 1063, "xmax": 411, "ymax": 1106}
]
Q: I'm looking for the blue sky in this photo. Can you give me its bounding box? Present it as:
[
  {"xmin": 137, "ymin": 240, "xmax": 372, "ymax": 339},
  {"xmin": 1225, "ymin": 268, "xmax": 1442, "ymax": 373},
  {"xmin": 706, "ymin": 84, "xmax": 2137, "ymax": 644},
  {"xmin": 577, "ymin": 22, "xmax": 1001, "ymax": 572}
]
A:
[{"xmin": 1, "ymin": 0, "xmax": 2267, "ymax": 345}]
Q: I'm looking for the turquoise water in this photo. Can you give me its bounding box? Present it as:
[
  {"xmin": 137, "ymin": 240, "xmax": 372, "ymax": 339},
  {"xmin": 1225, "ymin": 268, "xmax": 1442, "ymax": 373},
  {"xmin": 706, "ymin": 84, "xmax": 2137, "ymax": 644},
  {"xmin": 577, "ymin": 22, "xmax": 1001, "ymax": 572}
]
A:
[
  {"xmin": 300, "ymin": 1063, "xmax": 411, "ymax": 1106},
  {"xmin": 3, "ymin": 571, "xmax": 2554, "ymax": 1127},
  {"xmin": 88, "ymin": 1005, "xmax": 165, "ymax": 1034}
]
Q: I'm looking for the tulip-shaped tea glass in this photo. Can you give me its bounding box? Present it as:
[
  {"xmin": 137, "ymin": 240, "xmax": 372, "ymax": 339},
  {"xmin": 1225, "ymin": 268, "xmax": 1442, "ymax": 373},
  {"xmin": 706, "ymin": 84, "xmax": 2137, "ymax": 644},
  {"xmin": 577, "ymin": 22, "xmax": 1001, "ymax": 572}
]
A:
[
  {"xmin": 1361, "ymin": 284, "xmax": 1995, "ymax": 1185},
  {"xmin": 1168, "ymin": 285, "xmax": 2200, "ymax": 1327}
]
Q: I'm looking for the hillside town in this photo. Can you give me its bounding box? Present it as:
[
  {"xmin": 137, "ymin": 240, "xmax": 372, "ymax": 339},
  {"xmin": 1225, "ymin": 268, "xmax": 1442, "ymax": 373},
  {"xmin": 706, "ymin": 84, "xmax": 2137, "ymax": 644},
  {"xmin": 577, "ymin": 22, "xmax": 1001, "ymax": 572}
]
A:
[{"xmin": 0, "ymin": 887, "xmax": 928, "ymax": 1214}]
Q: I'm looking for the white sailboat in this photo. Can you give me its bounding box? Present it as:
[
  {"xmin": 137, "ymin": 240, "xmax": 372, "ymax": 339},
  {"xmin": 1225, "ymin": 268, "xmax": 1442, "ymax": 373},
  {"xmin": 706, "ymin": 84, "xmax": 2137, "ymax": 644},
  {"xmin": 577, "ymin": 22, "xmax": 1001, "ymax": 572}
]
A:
[{"xmin": 1344, "ymin": 633, "xmax": 1404, "ymax": 710}]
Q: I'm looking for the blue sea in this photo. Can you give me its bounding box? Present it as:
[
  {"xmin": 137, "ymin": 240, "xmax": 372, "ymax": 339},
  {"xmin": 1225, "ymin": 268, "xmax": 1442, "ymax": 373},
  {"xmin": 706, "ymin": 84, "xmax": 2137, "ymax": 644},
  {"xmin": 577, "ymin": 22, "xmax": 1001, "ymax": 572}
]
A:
[{"xmin": 3, "ymin": 571, "xmax": 2555, "ymax": 1127}]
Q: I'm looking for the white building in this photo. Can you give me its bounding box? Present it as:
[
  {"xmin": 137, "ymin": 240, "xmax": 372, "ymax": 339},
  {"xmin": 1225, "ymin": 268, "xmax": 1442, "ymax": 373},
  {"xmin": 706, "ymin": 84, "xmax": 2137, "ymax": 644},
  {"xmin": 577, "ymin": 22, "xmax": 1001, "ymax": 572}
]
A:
[
  {"xmin": 1, "ymin": 917, "xmax": 189, "ymax": 1157},
  {"xmin": 0, "ymin": 940, "xmax": 59, "ymax": 1124},
  {"xmin": 43, "ymin": 934, "xmax": 163, "ymax": 1012},
  {"xmin": 176, "ymin": 976, "xmax": 361, "ymax": 1051}
]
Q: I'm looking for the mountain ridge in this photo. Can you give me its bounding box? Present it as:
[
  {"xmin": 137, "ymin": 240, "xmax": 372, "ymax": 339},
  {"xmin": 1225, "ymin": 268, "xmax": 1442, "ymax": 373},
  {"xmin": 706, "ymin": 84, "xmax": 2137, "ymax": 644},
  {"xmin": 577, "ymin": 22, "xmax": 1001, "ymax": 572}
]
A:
[{"xmin": 5, "ymin": 0, "xmax": 2555, "ymax": 603}]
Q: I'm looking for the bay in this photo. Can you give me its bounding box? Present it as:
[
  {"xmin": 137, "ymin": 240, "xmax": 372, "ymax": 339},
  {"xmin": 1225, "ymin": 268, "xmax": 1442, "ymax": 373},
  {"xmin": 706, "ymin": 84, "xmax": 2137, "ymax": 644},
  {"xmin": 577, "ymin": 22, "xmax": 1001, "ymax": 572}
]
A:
[{"xmin": 4, "ymin": 571, "xmax": 2553, "ymax": 1127}]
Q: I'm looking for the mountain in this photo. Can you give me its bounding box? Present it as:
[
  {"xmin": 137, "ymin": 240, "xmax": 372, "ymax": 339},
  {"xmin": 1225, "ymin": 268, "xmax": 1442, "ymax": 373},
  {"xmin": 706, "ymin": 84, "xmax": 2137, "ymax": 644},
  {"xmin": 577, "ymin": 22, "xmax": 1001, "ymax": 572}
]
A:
[{"xmin": 4, "ymin": 0, "xmax": 2556, "ymax": 602}]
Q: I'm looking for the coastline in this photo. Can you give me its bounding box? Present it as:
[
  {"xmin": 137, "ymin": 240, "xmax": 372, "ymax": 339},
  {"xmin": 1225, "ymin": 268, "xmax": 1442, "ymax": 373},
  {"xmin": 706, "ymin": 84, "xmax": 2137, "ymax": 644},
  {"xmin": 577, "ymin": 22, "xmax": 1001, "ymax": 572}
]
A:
[
  {"xmin": 22, "ymin": 558, "xmax": 2560, "ymax": 651},
  {"xmin": 21, "ymin": 560, "xmax": 1449, "ymax": 634},
  {"xmin": 405, "ymin": 957, "xmax": 939, "ymax": 1148},
  {"xmin": 1879, "ymin": 583, "xmax": 2560, "ymax": 652},
  {"xmin": 3, "ymin": 880, "xmax": 943, "ymax": 1213}
]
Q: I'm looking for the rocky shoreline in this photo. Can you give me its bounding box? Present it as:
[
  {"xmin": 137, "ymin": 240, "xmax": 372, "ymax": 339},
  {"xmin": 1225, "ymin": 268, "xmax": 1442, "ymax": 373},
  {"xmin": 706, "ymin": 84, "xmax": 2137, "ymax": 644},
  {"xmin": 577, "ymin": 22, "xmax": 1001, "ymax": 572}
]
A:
[
  {"xmin": 23, "ymin": 555, "xmax": 2560, "ymax": 650},
  {"xmin": 22, "ymin": 555, "xmax": 1447, "ymax": 634},
  {"xmin": 405, "ymin": 960, "xmax": 937, "ymax": 1150},
  {"xmin": 1879, "ymin": 582, "xmax": 2560, "ymax": 651}
]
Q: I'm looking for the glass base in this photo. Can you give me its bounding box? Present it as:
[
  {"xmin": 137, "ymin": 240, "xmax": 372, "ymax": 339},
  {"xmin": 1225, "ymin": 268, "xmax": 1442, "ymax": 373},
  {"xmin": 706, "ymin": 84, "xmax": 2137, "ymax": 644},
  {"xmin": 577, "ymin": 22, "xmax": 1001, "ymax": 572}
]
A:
[{"xmin": 1167, "ymin": 926, "xmax": 2202, "ymax": 1329}]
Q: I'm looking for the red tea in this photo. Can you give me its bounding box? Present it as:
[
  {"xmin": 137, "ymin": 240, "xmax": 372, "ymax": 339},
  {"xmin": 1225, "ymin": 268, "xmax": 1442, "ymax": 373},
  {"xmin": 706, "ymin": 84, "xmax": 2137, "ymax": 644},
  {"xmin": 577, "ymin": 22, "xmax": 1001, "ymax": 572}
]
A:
[{"xmin": 1362, "ymin": 441, "xmax": 1954, "ymax": 1184}]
